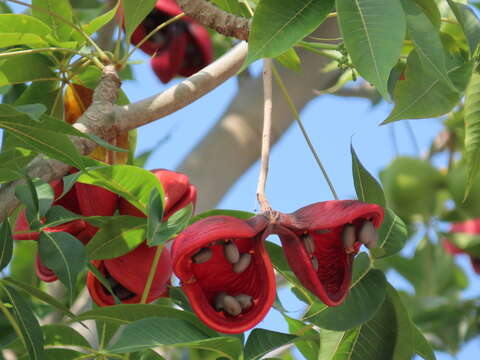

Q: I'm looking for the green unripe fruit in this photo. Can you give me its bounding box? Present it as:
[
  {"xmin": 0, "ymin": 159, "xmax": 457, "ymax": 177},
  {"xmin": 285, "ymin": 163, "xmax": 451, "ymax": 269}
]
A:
[
  {"xmin": 446, "ymin": 163, "xmax": 480, "ymax": 217},
  {"xmin": 380, "ymin": 157, "xmax": 444, "ymax": 220}
]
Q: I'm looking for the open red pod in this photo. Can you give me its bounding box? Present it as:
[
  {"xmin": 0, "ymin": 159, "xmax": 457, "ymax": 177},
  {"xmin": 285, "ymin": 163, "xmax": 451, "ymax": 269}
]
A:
[
  {"xmin": 443, "ymin": 219, "xmax": 480, "ymax": 275},
  {"xmin": 87, "ymin": 243, "xmax": 172, "ymax": 306},
  {"xmin": 171, "ymin": 215, "xmax": 276, "ymax": 334},
  {"xmin": 275, "ymin": 200, "xmax": 384, "ymax": 306}
]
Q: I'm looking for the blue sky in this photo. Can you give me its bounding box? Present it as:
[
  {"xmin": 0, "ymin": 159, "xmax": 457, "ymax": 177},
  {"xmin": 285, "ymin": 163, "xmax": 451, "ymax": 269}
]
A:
[{"xmin": 124, "ymin": 49, "xmax": 480, "ymax": 359}]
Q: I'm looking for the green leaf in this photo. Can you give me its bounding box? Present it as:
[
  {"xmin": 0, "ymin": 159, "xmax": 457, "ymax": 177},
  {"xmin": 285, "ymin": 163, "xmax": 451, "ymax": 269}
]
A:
[
  {"xmin": 304, "ymin": 269, "xmax": 387, "ymax": 331},
  {"xmin": 2, "ymin": 277, "xmax": 77, "ymax": 320},
  {"xmin": 246, "ymin": 0, "xmax": 334, "ymax": 64},
  {"xmin": 0, "ymin": 148, "xmax": 34, "ymax": 183},
  {"xmin": 0, "ymin": 14, "xmax": 52, "ymax": 36},
  {"xmin": 384, "ymin": 50, "xmax": 472, "ymax": 123},
  {"xmin": 413, "ymin": 325, "xmax": 436, "ymax": 360},
  {"xmin": 412, "ymin": 0, "xmax": 440, "ymax": 28},
  {"xmin": 275, "ymin": 48, "xmax": 301, "ymax": 72},
  {"xmin": 0, "ymin": 54, "xmax": 56, "ymax": 86},
  {"xmin": 0, "ymin": 284, "xmax": 44, "ymax": 360},
  {"xmin": 42, "ymin": 324, "xmax": 90, "ymax": 348},
  {"xmin": 447, "ymin": 0, "xmax": 480, "ymax": 55},
  {"xmin": 0, "ymin": 104, "xmax": 85, "ymax": 168},
  {"xmin": 387, "ymin": 285, "xmax": 415, "ymax": 360},
  {"xmin": 32, "ymin": 0, "xmax": 74, "ymax": 40},
  {"xmin": 244, "ymin": 329, "xmax": 298, "ymax": 360},
  {"xmin": 109, "ymin": 317, "xmax": 241, "ymax": 359},
  {"xmin": 15, "ymin": 104, "xmax": 47, "ymax": 122},
  {"xmin": 15, "ymin": 177, "xmax": 54, "ymax": 221},
  {"xmin": 0, "ymin": 219, "xmax": 13, "ymax": 271},
  {"xmin": 14, "ymin": 81, "xmax": 63, "ymax": 120},
  {"xmin": 74, "ymin": 304, "xmax": 215, "ymax": 334},
  {"xmin": 210, "ymin": 0, "xmax": 251, "ymax": 17},
  {"xmin": 86, "ymin": 215, "xmax": 146, "ymax": 260},
  {"xmin": 464, "ymin": 72, "xmax": 480, "ymax": 198},
  {"xmin": 402, "ymin": 0, "xmax": 456, "ymax": 91},
  {"xmin": 146, "ymin": 188, "xmax": 164, "ymax": 245},
  {"xmin": 337, "ymin": 0, "xmax": 406, "ymax": 100},
  {"xmin": 83, "ymin": 1, "xmax": 120, "ymax": 35},
  {"xmin": 284, "ymin": 315, "xmax": 319, "ymax": 360},
  {"xmin": 122, "ymin": 0, "xmax": 157, "ymax": 42},
  {"xmin": 376, "ymin": 208, "xmax": 407, "ymax": 258},
  {"xmin": 108, "ymin": 317, "xmax": 216, "ymax": 352},
  {"xmin": 44, "ymin": 206, "xmax": 82, "ymax": 228},
  {"xmin": 351, "ymin": 144, "xmax": 386, "ymax": 207},
  {"xmin": 43, "ymin": 348, "xmax": 84, "ymax": 359},
  {"xmin": 0, "ymin": 33, "xmax": 50, "ymax": 47},
  {"xmin": 38, "ymin": 231, "xmax": 87, "ymax": 302},
  {"xmin": 77, "ymin": 165, "xmax": 165, "ymax": 214},
  {"xmin": 14, "ymin": 177, "xmax": 40, "ymax": 224},
  {"xmin": 150, "ymin": 203, "xmax": 193, "ymax": 246},
  {"xmin": 8, "ymin": 241, "xmax": 38, "ymax": 286}
]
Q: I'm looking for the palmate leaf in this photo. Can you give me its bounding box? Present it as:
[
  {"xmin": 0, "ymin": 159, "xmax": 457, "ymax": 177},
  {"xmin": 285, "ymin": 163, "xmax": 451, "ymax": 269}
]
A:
[
  {"xmin": 38, "ymin": 231, "xmax": 87, "ymax": 302},
  {"xmin": 463, "ymin": 72, "xmax": 480, "ymax": 199},
  {"xmin": 31, "ymin": 0, "xmax": 74, "ymax": 41},
  {"xmin": 351, "ymin": 145, "xmax": 386, "ymax": 207},
  {"xmin": 317, "ymin": 285, "xmax": 416, "ymax": 360},
  {"xmin": 0, "ymin": 284, "xmax": 44, "ymax": 360},
  {"xmin": 86, "ymin": 215, "xmax": 146, "ymax": 260},
  {"xmin": 336, "ymin": 0, "xmax": 406, "ymax": 100},
  {"xmin": 122, "ymin": 0, "xmax": 157, "ymax": 42},
  {"xmin": 246, "ymin": 0, "xmax": 334, "ymax": 64},
  {"xmin": 447, "ymin": 0, "xmax": 480, "ymax": 55},
  {"xmin": 244, "ymin": 329, "xmax": 298, "ymax": 360},
  {"xmin": 401, "ymin": 0, "xmax": 455, "ymax": 91},
  {"xmin": 384, "ymin": 50, "xmax": 472, "ymax": 123}
]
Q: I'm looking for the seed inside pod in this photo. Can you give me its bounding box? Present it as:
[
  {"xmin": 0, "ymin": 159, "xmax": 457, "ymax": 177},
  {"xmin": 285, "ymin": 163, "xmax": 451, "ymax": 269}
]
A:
[
  {"xmin": 112, "ymin": 285, "xmax": 135, "ymax": 300},
  {"xmin": 192, "ymin": 247, "xmax": 212, "ymax": 264},
  {"xmin": 302, "ymin": 233, "xmax": 315, "ymax": 254},
  {"xmin": 214, "ymin": 292, "xmax": 227, "ymax": 311},
  {"xmin": 222, "ymin": 295, "xmax": 242, "ymax": 316},
  {"xmin": 342, "ymin": 224, "xmax": 356, "ymax": 254},
  {"xmin": 311, "ymin": 256, "xmax": 319, "ymax": 272},
  {"xmin": 235, "ymin": 294, "xmax": 253, "ymax": 309},
  {"xmin": 224, "ymin": 240, "xmax": 240, "ymax": 264},
  {"xmin": 105, "ymin": 273, "xmax": 119, "ymax": 288},
  {"xmin": 359, "ymin": 221, "xmax": 378, "ymax": 249},
  {"xmin": 233, "ymin": 253, "xmax": 252, "ymax": 274}
]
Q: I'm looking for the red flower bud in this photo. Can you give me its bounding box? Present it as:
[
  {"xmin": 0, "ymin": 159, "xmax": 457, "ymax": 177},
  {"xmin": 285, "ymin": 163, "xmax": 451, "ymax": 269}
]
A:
[
  {"xmin": 88, "ymin": 169, "xmax": 196, "ymax": 306},
  {"xmin": 275, "ymin": 200, "xmax": 384, "ymax": 306},
  {"xmin": 171, "ymin": 216, "xmax": 276, "ymax": 334},
  {"xmin": 130, "ymin": 0, "xmax": 213, "ymax": 83}
]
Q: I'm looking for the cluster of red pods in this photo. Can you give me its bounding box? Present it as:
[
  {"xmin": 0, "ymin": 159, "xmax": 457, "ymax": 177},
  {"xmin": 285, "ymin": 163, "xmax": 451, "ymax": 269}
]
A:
[
  {"xmin": 129, "ymin": 0, "xmax": 213, "ymax": 83},
  {"xmin": 14, "ymin": 169, "xmax": 385, "ymax": 333}
]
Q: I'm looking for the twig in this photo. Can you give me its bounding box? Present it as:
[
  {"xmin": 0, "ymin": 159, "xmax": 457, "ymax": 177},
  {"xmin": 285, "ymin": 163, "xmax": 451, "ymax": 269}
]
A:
[
  {"xmin": 405, "ymin": 121, "xmax": 421, "ymax": 156},
  {"xmin": 314, "ymin": 82, "xmax": 376, "ymax": 99},
  {"xmin": 176, "ymin": 0, "xmax": 250, "ymax": 40},
  {"xmin": 256, "ymin": 59, "xmax": 273, "ymax": 213},
  {"xmin": 271, "ymin": 63, "xmax": 339, "ymax": 200}
]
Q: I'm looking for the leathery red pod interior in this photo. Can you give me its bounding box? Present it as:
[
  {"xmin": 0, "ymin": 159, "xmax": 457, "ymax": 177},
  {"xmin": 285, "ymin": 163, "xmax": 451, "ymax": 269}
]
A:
[
  {"xmin": 275, "ymin": 200, "xmax": 384, "ymax": 306},
  {"xmin": 87, "ymin": 169, "xmax": 196, "ymax": 306},
  {"xmin": 171, "ymin": 215, "xmax": 276, "ymax": 334}
]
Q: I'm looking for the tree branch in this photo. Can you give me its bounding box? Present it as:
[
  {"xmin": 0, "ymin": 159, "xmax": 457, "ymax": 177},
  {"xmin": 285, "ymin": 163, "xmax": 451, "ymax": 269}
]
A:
[
  {"xmin": 114, "ymin": 41, "xmax": 248, "ymax": 132},
  {"xmin": 177, "ymin": 0, "xmax": 250, "ymax": 40},
  {"xmin": 0, "ymin": 42, "xmax": 248, "ymax": 223}
]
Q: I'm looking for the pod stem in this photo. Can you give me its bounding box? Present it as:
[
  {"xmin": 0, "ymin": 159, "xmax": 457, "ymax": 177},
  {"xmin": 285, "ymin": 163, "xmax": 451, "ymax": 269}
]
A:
[{"xmin": 256, "ymin": 58, "xmax": 273, "ymax": 213}]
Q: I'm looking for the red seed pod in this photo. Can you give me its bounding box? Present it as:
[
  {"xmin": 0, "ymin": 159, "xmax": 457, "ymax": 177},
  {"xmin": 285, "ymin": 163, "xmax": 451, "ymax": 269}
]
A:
[
  {"xmin": 275, "ymin": 200, "xmax": 384, "ymax": 306},
  {"xmin": 13, "ymin": 173, "xmax": 118, "ymax": 282},
  {"xmin": 87, "ymin": 243, "xmax": 172, "ymax": 306},
  {"xmin": 444, "ymin": 219, "xmax": 480, "ymax": 274},
  {"xmin": 119, "ymin": 169, "xmax": 197, "ymax": 219},
  {"xmin": 129, "ymin": 0, "xmax": 213, "ymax": 83},
  {"xmin": 171, "ymin": 215, "xmax": 276, "ymax": 334},
  {"xmin": 88, "ymin": 169, "xmax": 196, "ymax": 306}
]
